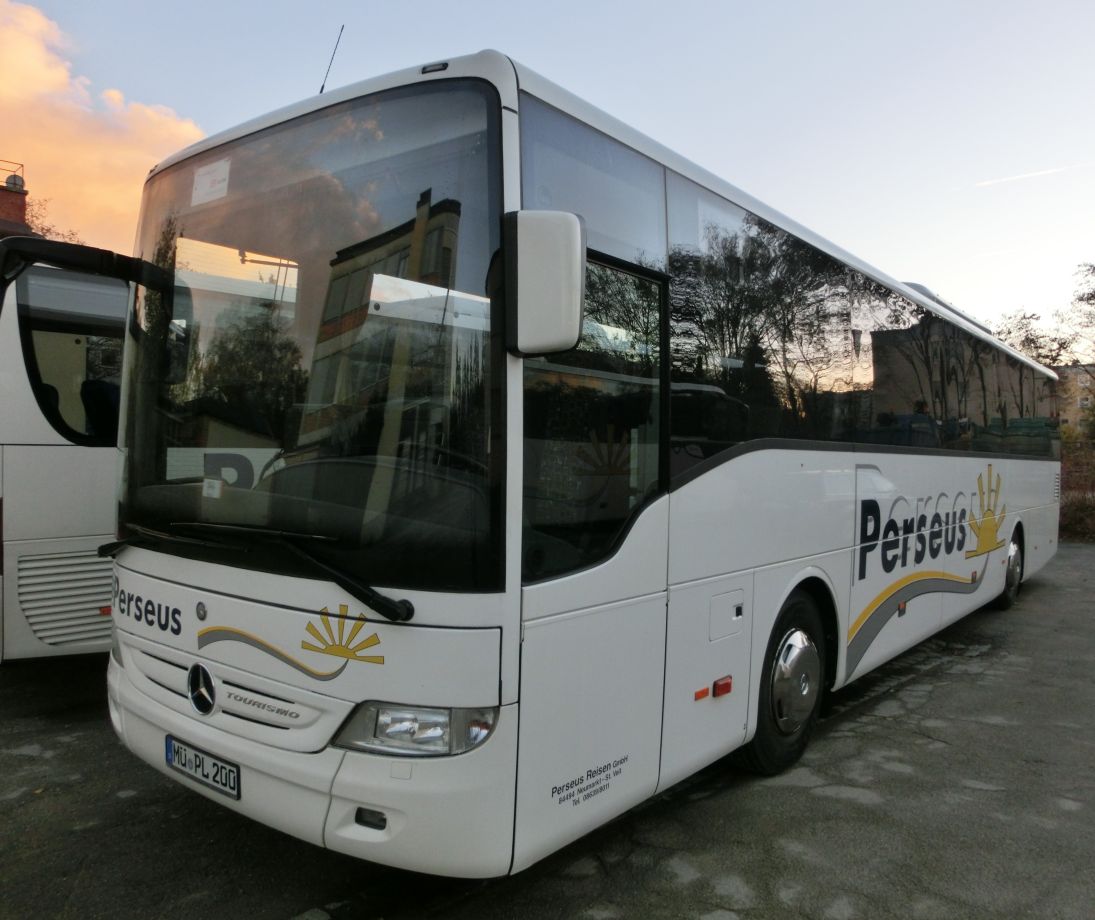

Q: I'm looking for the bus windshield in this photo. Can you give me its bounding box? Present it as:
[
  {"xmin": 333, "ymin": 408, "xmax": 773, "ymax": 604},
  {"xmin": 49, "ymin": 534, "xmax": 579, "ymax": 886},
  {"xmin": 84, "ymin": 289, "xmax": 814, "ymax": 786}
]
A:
[{"xmin": 121, "ymin": 80, "xmax": 503, "ymax": 592}]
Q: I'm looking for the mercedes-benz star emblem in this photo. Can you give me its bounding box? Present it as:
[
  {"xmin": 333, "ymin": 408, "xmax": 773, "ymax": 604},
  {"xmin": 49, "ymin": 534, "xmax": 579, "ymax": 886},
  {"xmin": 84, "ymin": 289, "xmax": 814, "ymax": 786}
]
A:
[{"xmin": 187, "ymin": 664, "xmax": 216, "ymax": 716}]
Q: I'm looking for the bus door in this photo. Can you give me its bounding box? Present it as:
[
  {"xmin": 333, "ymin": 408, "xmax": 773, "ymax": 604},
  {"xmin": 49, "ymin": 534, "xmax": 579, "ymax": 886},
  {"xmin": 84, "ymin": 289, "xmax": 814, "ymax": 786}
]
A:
[{"xmin": 512, "ymin": 258, "xmax": 669, "ymax": 871}]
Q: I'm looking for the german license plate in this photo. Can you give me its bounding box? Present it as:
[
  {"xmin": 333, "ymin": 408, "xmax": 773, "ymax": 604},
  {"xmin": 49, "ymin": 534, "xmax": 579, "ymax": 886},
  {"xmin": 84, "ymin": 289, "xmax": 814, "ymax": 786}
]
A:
[{"xmin": 165, "ymin": 735, "xmax": 240, "ymax": 799}]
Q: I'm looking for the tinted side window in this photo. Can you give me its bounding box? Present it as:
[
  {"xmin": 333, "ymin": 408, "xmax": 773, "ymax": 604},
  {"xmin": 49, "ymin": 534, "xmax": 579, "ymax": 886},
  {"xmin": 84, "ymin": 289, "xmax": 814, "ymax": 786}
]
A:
[
  {"xmin": 993, "ymin": 354, "xmax": 1059, "ymax": 456},
  {"xmin": 523, "ymin": 261, "xmax": 662, "ymax": 582},
  {"xmin": 16, "ymin": 266, "xmax": 127, "ymax": 446},
  {"xmin": 848, "ymin": 283, "xmax": 943, "ymax": 448},
  {"xmin": 667, "ymin": 172, "xmax": 854, "ymax": 478},
  {"xmin": 520, "ymin": 93, "xmax": 666, "ymax": 267},
  {"xmin": 850, "ymin": 286, "xmax": 1057, "ymax": 456}
]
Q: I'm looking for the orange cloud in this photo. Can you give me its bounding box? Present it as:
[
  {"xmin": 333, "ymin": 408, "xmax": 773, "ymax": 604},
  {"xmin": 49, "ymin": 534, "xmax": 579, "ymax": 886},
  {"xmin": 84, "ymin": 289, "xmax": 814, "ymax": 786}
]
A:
[{"xmin": 0, "ymin": 0, "xmax": 204, "ymax": 253}]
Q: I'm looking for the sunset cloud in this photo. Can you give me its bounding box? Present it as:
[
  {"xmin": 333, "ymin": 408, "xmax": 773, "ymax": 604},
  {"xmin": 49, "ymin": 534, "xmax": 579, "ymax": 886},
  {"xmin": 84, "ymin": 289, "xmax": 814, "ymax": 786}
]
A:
[{"xmin": 0, "ymin": 0, "xmax": 203, "ymax": 252}]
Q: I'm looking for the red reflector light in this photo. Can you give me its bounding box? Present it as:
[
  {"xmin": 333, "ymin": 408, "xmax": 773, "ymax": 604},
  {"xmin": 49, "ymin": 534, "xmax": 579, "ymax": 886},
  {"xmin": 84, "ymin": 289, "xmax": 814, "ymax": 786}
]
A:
[
  {"xmin": 694, "ymin": 687, "xmax": 710, "ymax": 701},
  {"xmin": 713, "ymin": 676, "xmax": 732, "ymax": 697},
  {"xmin": 99, "ymin": 606, "xmax": 112, "ymax": 617}
]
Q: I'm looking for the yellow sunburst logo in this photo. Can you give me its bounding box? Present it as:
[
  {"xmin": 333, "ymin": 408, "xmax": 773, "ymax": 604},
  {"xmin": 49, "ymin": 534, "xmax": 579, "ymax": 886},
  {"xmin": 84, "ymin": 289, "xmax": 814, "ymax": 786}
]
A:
[
  {"xmin": 966, "ymin": 463, "xmax": 1007, "ymax": 559},
  {"xmin": 301, "ymin": 604, "xmax": 384, "ymax": 665}
]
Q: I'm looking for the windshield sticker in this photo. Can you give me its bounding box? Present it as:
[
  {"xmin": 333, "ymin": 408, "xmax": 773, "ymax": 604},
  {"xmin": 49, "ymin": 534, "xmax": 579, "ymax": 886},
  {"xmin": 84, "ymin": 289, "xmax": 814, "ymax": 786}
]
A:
[
  {"xmin": 191, "ymin": 158, "xmax": 231, "ymax": 206},
  {"xmin": 197, "ymin": 605, "xmax": 383, "ymax": 681}
]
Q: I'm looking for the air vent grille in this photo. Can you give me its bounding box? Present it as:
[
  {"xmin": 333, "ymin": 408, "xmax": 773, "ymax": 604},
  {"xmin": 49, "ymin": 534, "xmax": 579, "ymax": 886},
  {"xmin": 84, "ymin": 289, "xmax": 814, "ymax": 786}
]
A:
[{"xmin": 18, "ymin": 550, "xmax": 113, "ymax": 646}]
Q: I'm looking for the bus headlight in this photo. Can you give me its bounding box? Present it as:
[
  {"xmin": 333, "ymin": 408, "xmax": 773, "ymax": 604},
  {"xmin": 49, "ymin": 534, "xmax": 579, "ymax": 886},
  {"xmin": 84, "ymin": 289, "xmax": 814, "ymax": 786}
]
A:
[{"xmin": 333, "ymin": 703, "xmax": 498, "ymax": 756}]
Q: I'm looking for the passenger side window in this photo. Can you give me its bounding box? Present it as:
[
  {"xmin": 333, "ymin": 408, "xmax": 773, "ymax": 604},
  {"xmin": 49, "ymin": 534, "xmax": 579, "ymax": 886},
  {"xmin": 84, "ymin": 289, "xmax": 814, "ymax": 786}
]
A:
[
  {"xmin": 520, "ymin": 93, "xmax": 666, "ymax": 268},
  {"xmin": 667, "ymin": 172, "xmax": 855, "ymax": 479},
  {"xmin": 849, "ymin": 286, "xmax": 1057, "ymax": 456},
  {"xmin": 848, "ymin": 281, "xmax": 944, "ymax": 448},
  {"xmin": 523, "ymin": 260, "xmax": 663, "ymax": 582},
  {"xmin": 16, "ymin": 266, "xmax": 127, "ymax": 446}
]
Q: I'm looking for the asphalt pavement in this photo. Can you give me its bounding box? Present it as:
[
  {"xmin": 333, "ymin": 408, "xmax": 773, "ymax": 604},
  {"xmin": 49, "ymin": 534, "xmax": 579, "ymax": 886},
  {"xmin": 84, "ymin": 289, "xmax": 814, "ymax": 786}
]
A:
[{"xmin": 2, "ymin": 543, "xmax": 1092, "ymax": 920}]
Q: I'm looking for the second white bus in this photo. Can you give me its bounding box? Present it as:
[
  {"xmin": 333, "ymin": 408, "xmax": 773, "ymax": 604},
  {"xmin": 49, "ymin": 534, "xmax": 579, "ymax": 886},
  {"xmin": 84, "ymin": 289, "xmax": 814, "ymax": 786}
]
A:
[{"xmin": 0, "ymin": 245, "xmax": 127, "ymax": 661}]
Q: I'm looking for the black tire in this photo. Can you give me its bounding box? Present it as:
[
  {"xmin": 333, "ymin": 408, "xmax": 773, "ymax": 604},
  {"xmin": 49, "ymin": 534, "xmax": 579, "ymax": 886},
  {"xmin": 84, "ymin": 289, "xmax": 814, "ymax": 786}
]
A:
[
  {"xmin": 995, "ymin": 532, "xmax": 1023, "ymax": 610},
  {"xmin": 735, "ymin": 589, "xmax": 826, "ymax": 776}
]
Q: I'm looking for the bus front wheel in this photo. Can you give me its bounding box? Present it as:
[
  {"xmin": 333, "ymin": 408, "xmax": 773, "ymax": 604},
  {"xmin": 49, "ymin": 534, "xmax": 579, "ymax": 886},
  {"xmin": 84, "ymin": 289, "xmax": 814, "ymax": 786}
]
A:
[{"xmin": 736, "ymin": 589, "xmax": 825, "ymax": 776}]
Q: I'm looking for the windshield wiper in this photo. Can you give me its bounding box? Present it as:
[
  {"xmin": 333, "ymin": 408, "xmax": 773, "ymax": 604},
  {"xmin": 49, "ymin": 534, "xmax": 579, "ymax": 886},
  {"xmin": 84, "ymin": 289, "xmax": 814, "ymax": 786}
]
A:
[
  {"xmin": 169, "ymin": 522, "xmax": 338, "ymax": 543},
  {"xmin": 98, "ymin": 522, "xmax": 228, "ymax": 558},
  {"xmin": 169, "ymin": 522, "xmax": 415, "ymax": 624}
]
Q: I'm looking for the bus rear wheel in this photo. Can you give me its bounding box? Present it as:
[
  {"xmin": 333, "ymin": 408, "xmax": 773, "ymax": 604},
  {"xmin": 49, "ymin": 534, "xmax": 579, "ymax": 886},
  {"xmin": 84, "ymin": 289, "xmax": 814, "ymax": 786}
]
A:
[{"xmin": 736, "ymin": 589, "xmax": 825, "ymax": 776}]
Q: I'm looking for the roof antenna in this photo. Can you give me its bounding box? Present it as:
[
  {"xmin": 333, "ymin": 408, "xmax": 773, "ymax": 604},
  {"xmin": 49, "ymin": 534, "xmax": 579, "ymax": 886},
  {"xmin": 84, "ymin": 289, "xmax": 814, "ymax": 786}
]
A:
[{"xmin": 319, "ymin": 24, "xmax": 344, "ymax": 94}]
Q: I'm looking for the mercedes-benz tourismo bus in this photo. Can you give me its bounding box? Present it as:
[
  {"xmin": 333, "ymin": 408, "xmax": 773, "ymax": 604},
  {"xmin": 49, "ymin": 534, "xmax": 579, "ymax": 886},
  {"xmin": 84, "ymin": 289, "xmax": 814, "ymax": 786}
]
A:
[{"xmin": 22, "ymin": 51, "xmax": 1057, "ymax": 876}]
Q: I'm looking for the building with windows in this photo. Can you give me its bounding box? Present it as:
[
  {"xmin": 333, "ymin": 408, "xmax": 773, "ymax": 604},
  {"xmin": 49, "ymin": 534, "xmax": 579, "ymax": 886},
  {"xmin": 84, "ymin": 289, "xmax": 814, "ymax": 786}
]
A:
[{"xmin": 1054, "ymin": 363, "xmax": 1095, "ymax": 430}]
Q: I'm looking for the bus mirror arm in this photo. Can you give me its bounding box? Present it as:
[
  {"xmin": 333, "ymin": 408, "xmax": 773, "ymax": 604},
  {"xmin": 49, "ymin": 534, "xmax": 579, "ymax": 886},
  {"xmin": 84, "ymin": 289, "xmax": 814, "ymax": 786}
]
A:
[{"xmin": 0, "ymin": 236, "xmax": 172, "ymax": 292}]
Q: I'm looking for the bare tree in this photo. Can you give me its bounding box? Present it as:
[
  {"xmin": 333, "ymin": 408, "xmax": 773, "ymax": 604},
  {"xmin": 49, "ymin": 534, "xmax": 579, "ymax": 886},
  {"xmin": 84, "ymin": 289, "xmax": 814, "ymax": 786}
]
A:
[
  {"xmin": 25, "ymin": 198, "xmax": 84, "ymax": 244},
  {"xmin": 993, "ymin": 310, "xmax": 1073, "ymax": 367},
  {"xmin": 1053, "ymin": 264, "xmax": 1095, "ymax": 378}
]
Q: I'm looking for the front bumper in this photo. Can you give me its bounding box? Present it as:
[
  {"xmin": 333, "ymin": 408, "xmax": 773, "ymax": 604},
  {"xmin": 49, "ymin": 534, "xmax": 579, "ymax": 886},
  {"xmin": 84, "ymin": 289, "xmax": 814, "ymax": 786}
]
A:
[{"xmin": 107, "ymin": 655, "xmax": 518, "ymax": 877}]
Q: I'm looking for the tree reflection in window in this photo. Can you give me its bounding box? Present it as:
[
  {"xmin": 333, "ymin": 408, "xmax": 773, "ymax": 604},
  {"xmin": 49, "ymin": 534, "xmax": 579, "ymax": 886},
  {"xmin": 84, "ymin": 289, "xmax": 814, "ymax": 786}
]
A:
[
  {"xmin": 667, "ymin": 169, "xmax": 1057, "ymax": 468},
  {"xmin": 668, "ymin": 175, "xmax": 857, "ymax": 475},
  {"xmin": 523, "ymin": 261, "xmax": 662, "ymax": 581}
]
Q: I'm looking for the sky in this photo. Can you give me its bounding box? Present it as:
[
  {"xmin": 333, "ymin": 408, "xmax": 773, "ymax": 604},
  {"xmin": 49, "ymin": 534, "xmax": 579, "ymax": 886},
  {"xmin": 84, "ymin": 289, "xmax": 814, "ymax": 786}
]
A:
[{"xmin": 3, "ymin": 0, "xmax": 1093, "ymax": 328}]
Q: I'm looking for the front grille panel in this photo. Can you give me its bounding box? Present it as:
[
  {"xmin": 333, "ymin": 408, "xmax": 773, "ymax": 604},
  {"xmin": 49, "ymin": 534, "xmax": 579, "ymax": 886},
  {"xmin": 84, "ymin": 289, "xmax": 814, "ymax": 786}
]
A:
[{"xmin": 123, "ymin": 635, "xmax": 351, "ymax": 752}]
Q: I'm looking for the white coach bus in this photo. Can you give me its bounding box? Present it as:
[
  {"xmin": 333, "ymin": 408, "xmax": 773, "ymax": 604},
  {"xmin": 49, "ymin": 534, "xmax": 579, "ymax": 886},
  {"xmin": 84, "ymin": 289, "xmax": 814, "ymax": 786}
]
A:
[
  {"xmin": 46, "ymin": 50, "xmax": 1055, "ymax": 876},
  {"xmin": 0, "ymin": 242, "xmax": 128, "ymax": 661}
]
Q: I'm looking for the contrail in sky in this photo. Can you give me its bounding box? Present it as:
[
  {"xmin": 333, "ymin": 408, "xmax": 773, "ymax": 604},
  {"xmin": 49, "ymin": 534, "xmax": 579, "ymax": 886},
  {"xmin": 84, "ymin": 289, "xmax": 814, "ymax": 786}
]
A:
[{"xmin": 974, "ymin": 165, "xmax": 1079, "ymax": 188}]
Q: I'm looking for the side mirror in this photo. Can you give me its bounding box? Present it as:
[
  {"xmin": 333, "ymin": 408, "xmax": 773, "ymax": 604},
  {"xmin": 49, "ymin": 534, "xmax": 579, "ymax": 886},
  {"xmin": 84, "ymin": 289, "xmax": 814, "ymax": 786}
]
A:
[{"xmin": 503, "ymin": 211, "xmax": 585, "ymax": 356}]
